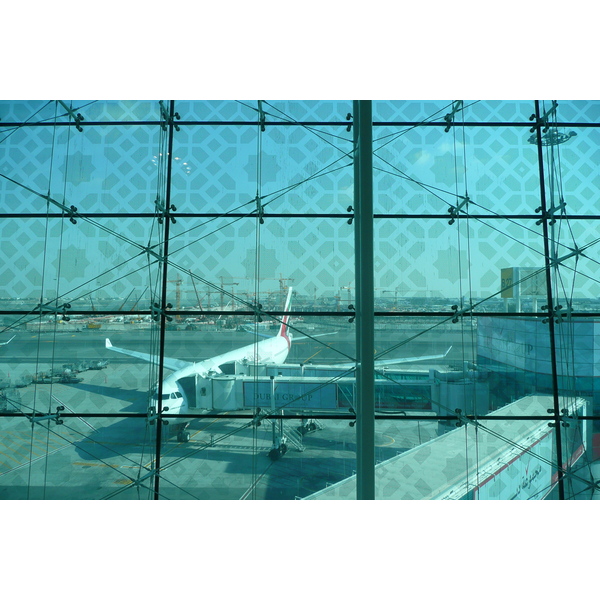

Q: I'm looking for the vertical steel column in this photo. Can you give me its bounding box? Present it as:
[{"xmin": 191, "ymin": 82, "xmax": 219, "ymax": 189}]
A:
[
  {"xmin": 154, "ymin": 100, "xmax": 177, "ymax": 500},
  {"xmin": 353, "ymin": 100, "xmax": 375, "ymax": 500},
  {"xmin": 533, "ymin": 100, "xmax": 565, "ymax": 500}
]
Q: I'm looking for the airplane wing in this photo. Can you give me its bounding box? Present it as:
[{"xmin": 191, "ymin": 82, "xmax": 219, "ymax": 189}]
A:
[
  {"xmin": 240, "ymin": 325, "xmax": 338, "ymax": 341},
  {"xmin": 105, "ymin": 338, "xmax": 193, "ymax": 371},
  {"xmin": 329, "ymin": 346, "xmax": 452, "ymax": 369},
  {"xmin": 240, "ymin": 325, "xmax": 273, "ymax": 339},
  {"xmin": 0, "ymin": 335, "xmax": 15, "ymax": 346}
]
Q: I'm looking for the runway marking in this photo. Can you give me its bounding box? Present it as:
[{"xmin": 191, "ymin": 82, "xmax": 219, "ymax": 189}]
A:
[
  {"xmin": 0, "ymin": 443, "xmax": 33, "ymax": 460},
  {"xmin": 73, "ymin": 461, "xmax": 139, "ymax": 470},
  {"xmin": 76, "ymin": 440, "xmax": 143, "ymax": 447},
  {"xmin": 0, "ymin": 449, "xmax": 23, "ymax": 465},
  {"xmin": 197, "ymin": 443, "xmax": 268, "ymax": 451},
  {"xmin": 8, "ymin": 430, "xmax": 71, "ymax": 453},
  {"xmin": 303, "ymin": 349, "xmax": 323, "ymax": 363},
  {"xmin": 0, "ymin": 441, "xmax": 75, "ymax": 476},
  {"xmin": 3, "ymin": 439, "xmax": 46, "ymax": 457}
]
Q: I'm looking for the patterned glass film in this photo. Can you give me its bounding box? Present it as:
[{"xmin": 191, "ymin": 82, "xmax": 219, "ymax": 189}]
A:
[{"xmin": 1, "ymin": 99, "xmax": 599, "ymax": 501}]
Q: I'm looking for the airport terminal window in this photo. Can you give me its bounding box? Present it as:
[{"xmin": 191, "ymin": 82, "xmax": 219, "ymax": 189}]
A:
[{"xmin": 0, "ymin": 100, "xmax": 599, "ymax": 500}]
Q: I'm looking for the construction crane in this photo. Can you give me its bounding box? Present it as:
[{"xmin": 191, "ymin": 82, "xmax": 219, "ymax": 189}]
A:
[
  {"xmin": 383, "ymin": 288, "xmax": 400, "ymax": 310},
  {"xmin": 277, "ymin": 274, "xmax": 294, "ymax": 292},
  {"xmin": 219, "ymin": 277, "xmax": 239, "ymax": 311},
  {"xmin": 117, "ymin": 288, "xmax": 135, "ymax": 311},
  {"xmin": 341, "ymin": 284, "xmax": 354, "ymax": 305},
  {"xmin": 252, "ymin": 275, "xmax": 295, "ymax": 307},
  {"xmin": 168, "ymin": 278, "xmax": 183, "ymax": 320},
  {"xmin": 189, "ymin": 276, "xmax": 204, "ymax": 310},
  {"xmin": 130, "ymin": 286, "xmax": 149, "ymax": 312}
]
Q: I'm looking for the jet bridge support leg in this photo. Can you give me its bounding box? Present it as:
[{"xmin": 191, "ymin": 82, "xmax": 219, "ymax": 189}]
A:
[
  {"xmin": 268, "ymin": 418, "xmax": 288, "ymax": 461},
  {"xmin": 268, "ymin": 377, "xmax": 288, "ymax": 460},
  {"xmin": 268, "ymin": 419, "xmax": 307, "ymax": 459}
]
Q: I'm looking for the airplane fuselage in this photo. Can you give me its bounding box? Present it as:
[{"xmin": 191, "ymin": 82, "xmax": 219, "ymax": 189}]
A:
[
  {"xmin": 158, "ymin": 333, "xmax": 292, "ymax": 414},
  {"xmin": 104, "ymin": 288, "xmax": 296, "ymax": 426}
]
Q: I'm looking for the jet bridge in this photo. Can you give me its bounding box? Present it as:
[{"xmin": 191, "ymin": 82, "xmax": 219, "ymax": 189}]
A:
[
  {"xmin": 172, "ymin": 361, "xmax": 492, "ymax": 461},
  {"xmin": 179, "ymin": 362, "xmax": 490, "ymax": 415}
]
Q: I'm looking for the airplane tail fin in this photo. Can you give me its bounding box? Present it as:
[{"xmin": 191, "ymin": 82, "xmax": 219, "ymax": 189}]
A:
[{"xmin": 277, "ymin": 287, "xmax": 293, "ymax": 340}]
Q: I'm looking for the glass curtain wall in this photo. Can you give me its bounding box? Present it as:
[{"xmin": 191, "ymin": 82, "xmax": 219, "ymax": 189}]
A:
[{"xmin": 0, "ymin": 99, "xmax": 598, "ymax": 500}]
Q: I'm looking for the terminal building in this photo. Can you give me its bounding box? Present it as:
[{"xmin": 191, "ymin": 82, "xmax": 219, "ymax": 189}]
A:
[{"xmin": 475, "ymin": 267, "xmax": 600, "ymax": 461}]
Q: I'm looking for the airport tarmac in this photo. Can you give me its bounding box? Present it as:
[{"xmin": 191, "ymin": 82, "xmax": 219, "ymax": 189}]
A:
[{"xmin": 0, "ymin": 325, "xmax": 466, "ymax": 500}]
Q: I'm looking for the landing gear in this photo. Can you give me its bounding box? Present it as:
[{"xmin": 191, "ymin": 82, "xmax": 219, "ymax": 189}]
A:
[
  {"xmin": 268, "ymin": 441, "xmax": 288, "ymax": 461},
  {"xmin": 175, "ymin": 422, "xmax": 191, "ymax": 443},
  {"xmin": 177, "ymin": 430, "xmax": 191, "ymax": 443},
  {"xmin": 297, "ymin": 419, "xmax": 318, "ymax": 435}
]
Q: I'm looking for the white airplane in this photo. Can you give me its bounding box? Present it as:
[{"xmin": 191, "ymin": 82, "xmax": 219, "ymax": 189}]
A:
[
  {"xmin": 105, "ymin": 286, "xmax": 452, "ymax": 445},
  {"xmin": 105, "ymin": 287, "xmax": 295, "ymax": 442}
]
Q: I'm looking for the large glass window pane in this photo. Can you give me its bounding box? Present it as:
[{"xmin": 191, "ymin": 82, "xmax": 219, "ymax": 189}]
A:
[
  {"xmin": 2, "ymin": 99, "xmax": 600, "ymax": 501},
  {"xmin": 171, "ymin": 124, "xmax": 353, "ymax": 214}
]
